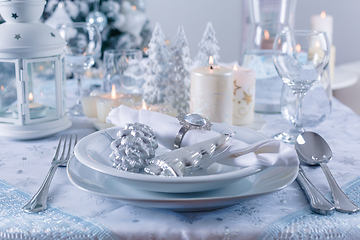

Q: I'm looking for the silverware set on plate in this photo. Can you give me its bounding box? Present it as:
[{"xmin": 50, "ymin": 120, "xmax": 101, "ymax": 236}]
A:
[
  {"xmin": 295, "ymin": 131, "xmax": 359, "ymax": 215},
  {"xmin": 22, "ymin": 130, "xmax": 359, "ymax": 215}
]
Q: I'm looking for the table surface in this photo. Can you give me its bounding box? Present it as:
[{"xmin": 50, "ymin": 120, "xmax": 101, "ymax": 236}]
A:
[
  {"xmin": 332, "ymin": 68, "xmax": 358, "ymax": 90},
  {"xmin": 1, "ymin": 80, "xmax": 360, "ymax": 239}
]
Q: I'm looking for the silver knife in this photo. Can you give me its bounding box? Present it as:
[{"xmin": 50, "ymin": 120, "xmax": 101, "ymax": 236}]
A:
[{"xmin": 296, "ymin": 165, "xmax": 335, "ymax": 215}]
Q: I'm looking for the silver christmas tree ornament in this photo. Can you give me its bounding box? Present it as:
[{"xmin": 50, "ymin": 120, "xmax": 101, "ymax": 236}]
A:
[
  {"xmin": 142, "ymin": 23, "xmax": 170, "ymax": 105},
  {"xmin": 194, "ymin": 22, "xmax": 220, "ymax": 67},
  {"xmin": 164, "ymin": 25, "xmax": 192, "ymax": 114}
]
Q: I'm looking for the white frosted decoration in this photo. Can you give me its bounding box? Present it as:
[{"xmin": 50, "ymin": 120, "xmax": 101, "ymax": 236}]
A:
[
  {"xmin": 142, "ymin": 23, "xmax": 170, "ymax": 104},
  {"xmin": 118, "ymin": 1, "xmax": 147, "ymax": 38},
  {"xmin": 164, "ymin": 25, "xmax": 192, "ymax": 114},
  {"xmin": 64, "ymin": 0, "xmax": 80, "ymax": 19},
  {"xmin": 44, "ymin": 2, "xmax": 73, "ymax": 29},
  {"xmin": 194, "ymin": 22, "xmax": 220, "ymax": 67},
  {"xmin": 113, "ymin": 13, "xmax": 126, "ymax": 30}
]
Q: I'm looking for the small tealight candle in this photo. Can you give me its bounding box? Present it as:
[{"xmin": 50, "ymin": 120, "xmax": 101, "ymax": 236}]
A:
[
  {"xmin": 190, "ymin": 56, "xmax": 233, "ymax": 124},
  {"xmin": 295, "ymin": 44, "xmax": 309, "ymax": 63},
  {"xmin": 96, "ymin": 84, "xmax": 135, "ymax": 122},
  {"xmin": 261, "ymin": 29, "xmax": 274, "ymax": 49},
  {"xmin": 81, "ymin": 90, "xmax": 103, "ymax": 118},
  {"xmin": 28, "ymin": 92, "xmax": 47, "ymax": 118},
  {"xmin": 230, "ymin": 63, "xmax": 256, "ymax": 125}
]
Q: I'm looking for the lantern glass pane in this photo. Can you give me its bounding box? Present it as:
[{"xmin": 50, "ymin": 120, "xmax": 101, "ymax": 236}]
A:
[
  {"xmin": 0, "ymin": 61, "xmax": 18, "ymax": 120},
  {"xmin": 62, "ymin": 56, "xmax": 66, "ymax": 115},
  {"xmin": 27, "ymin": 60, "xmax": 57, "ymax": 120}
]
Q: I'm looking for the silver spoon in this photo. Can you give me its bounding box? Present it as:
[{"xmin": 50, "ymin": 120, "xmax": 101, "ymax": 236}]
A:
[{"xmin": 295, "ymin": 131, "xmax": 359, "ymax": 213}]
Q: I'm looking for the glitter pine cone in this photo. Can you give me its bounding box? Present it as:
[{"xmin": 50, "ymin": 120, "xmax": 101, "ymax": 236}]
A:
[{"xmin": 109, "ymin": 122, "xmax": 158, "ymax": 172}]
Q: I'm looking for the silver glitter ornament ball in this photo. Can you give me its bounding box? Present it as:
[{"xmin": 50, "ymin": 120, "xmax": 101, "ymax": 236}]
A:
[
  {"xmin": 86, "ymin": 10, "xmax": 108, "ymax": 32},
  {"xmin": 109, "ymin": 122, "xmax": 158, "ymax": 172}
]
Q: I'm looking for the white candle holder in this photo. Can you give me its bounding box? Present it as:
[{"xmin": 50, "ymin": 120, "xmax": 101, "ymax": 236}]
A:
[{"xmin": 0, "ymin": 0, "xmax": 71, "ymax": 140}]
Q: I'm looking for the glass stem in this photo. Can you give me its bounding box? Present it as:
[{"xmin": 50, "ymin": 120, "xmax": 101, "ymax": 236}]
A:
[
  {"xmin": 292, "ymin": 90, "xmax": 306, "ymax": 133},
  {"xmin": 74, "ymin": 72, "xmax": 82, "ymax": 104}
]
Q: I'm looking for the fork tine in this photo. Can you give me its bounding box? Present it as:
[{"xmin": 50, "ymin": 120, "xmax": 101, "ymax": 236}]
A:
[
  {"xmin": 65, "ymin": 135, "xmax": 72, "ymax": 161},
  {"xmin": 74, "ymin": 135, "xmax": 78, "ymax": 147},
  {"xmin": 59, "ymin": 135, "xmax": 68, "ymax": 161},
  {"xmin": 53, "ymin": 135, "xmax": 63, "ymax": 160},
  {"xmin": 65, "ymin": 135, "xmax": 78, "ymax": 161}
]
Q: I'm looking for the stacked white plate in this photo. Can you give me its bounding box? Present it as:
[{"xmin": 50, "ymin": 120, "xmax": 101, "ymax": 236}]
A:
[{"xmin": 69, "ymin": 123, "xmax": 298, "ymax": 211}]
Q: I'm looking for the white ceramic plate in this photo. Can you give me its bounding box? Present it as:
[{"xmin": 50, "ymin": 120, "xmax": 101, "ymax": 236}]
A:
[
  {"xmin": 67, "ymin": 156, "xmax": 298, "ymax": 211},
  {"xmin": 74, "ymin": 123, "xmax": 268, "ymax": 193}
]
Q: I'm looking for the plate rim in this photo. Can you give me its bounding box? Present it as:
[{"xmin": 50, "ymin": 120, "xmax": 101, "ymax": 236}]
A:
[{"xmin": 67, "ymin": 156, "xmax": 298, "ymax": 208}]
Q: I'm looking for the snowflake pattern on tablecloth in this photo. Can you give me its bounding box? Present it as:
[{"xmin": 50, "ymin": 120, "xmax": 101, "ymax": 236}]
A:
[{"xmin": 26, "ymin": 145, "xmax": 51, "ymax": 158}]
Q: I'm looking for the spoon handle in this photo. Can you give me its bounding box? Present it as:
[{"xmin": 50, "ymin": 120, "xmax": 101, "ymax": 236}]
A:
[
  {"xmin": 320, "ymin": 163, "xmax": 360, "ymax": 213},
  {"xmin": 296, "ymin": 165, "xmax": 335, "ymax": 215}
]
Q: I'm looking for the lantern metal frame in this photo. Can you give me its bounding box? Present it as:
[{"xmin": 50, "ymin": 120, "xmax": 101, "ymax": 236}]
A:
[{"xmin": 0, "ymin": 0, "xmax": 71, "ymax": 140}]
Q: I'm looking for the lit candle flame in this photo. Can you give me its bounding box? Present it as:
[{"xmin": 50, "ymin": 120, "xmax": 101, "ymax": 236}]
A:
[
  {"xmin": 142, "ymin": 100, "xmax": 147, "ymax": 110},
  {"xmin": 295, "ymin": 44, "xmax": 301, "ymax": 52},
  {"xmin": 315, "ymin": 41, "xmax": 320, "ymax": 48},
  {"xmin": 264, "ymin": 30, "xmax": 270, "ymax": 40},
  {"xmin": 233, "ymin": 64, "xmax": 238, "ymax": 71},
  {"xmin": 110, "ymin": 84, "xmax": 117, "ymax": 99},
  {"xmin": 131, "ymin": 5, "xmax": 137, "ymax": 10},
  {"xmin": 29, "ymin": 92, "xmax": 34, "ymax": 102},
  {"xmin": 320, "ymin": 11, "xmax": 326, "ymax": 18},
  {"xmin": 0, "ymin": 85, "xmax": 4, "ymax": 90},
  {"xmin": 209, "ymin": 55, "xmax": 214, "ymax": 65}
]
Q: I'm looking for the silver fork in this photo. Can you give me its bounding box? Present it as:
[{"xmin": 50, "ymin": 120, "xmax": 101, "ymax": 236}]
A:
[
  {"xmin": 101, "ymin": 131, "xmax": 115, "ymax": 141},
  {"xmin": 22, "ymin": 135, "xmax": 78, "ymax": 213}
]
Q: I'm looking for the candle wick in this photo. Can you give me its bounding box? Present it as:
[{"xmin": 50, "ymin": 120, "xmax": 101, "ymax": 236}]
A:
[{"xmin": 210, "ymin": 66, "xmax": 213, "ymax": 69}]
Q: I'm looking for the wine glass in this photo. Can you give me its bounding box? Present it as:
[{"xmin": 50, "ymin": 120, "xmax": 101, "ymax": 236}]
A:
[
  {"xmin": 58, "ymin": 22, "xmax": 102, "ymax": 116},
  {"xmin": 103, "ymin": 49, "xmax": 145, "ymax": 94},
  {"xmin": 281, "ymin": 68, "xmax": 332, "ymax": 128},
  {"xmin": 272, "ymin": 30, "xmax": 330, "ymax": 144}
]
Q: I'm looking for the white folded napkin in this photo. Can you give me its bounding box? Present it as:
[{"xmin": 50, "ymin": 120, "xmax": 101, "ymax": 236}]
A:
[{"xmin": 107, "ymin": 105, "xmax": 299, "ymax": 167}]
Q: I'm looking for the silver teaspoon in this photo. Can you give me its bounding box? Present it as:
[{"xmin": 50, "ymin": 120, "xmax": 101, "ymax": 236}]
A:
[{"xmin": 295, "ymin": 131, "xmax": 359, "ymax": 213}]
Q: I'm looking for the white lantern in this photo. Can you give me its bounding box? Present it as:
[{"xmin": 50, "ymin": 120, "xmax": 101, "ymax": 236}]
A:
[{"xmin": 0, "ymin": 0, "xmax": 71, "ymax": 140}]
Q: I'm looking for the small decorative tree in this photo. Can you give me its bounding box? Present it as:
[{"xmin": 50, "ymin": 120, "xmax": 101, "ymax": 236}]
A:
[
  {"xmin": 194, "ymin": 22, "xmax": 220, "ymax": 67},
  {"xmin": 164, "ymin": 25, "xmax": 192, "ymax": 114},
  {"xmin": 142, "ymin": 23, "xmax": 170, "ymax": 104}
]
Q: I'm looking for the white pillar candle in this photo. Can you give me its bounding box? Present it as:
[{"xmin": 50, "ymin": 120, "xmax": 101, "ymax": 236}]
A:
[
  {"xmin": 311, "ymin": 11, "xmax": 333, "ymax": 44},
  {"xmin": 311, "ymin": 11, "xmax": 335, "ymax": 81},
  {"xmin": 229, "ymin": 64, "xmax": 256, "ymax": 125},
  {"xmin": 190, "ymin": 57, "xmax": 234, "ymax": 124}
]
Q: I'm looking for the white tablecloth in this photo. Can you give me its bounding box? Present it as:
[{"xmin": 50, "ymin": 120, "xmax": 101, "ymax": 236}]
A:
[{"xmin": 1, "ymin": 79, "xmax": 360, "ymax": 239}]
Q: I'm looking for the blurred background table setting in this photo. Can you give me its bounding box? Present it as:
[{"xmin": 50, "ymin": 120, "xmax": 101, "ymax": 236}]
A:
[{"xmin": 1, "ymin": 0, "xmax": 360, "ymax": 239}]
